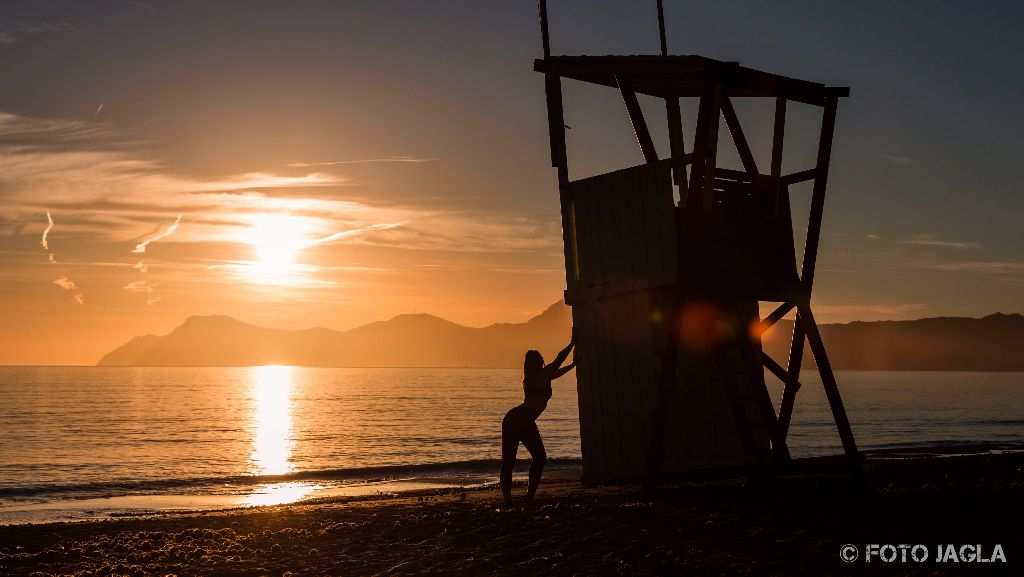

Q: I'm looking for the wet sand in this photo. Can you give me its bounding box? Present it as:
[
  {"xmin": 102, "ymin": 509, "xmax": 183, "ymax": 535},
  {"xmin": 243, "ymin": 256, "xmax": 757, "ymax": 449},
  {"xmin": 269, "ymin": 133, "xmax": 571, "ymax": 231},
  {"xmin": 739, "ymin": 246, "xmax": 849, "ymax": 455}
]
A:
[{"xmin": 2, "ymin": 453, "xmax": 1021, "ymax": 576}]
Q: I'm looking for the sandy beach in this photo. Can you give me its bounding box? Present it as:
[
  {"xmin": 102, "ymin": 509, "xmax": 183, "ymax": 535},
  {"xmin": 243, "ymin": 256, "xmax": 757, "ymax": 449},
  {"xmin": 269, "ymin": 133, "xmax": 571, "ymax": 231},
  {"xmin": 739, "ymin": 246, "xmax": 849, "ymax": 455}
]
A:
[{"xmin": 2, "ymin": 453, "xmax": 1021, "ymax": 576}]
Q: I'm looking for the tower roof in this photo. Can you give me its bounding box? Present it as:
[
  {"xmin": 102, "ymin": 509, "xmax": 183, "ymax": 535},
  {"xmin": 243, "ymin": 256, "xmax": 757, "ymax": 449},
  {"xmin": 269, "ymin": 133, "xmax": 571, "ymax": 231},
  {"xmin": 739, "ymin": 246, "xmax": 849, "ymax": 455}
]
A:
[{"xmin": 535, "ymin": 55, "xmax": 848, "ymax": 106}]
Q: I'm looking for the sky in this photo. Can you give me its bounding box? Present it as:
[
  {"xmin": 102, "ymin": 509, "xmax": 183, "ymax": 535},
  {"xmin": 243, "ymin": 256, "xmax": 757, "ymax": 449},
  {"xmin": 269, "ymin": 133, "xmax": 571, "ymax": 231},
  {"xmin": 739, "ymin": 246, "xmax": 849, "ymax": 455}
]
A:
[{"xmin": 1, "ymin": 0, "xmax": 1023, "ymax": 365}]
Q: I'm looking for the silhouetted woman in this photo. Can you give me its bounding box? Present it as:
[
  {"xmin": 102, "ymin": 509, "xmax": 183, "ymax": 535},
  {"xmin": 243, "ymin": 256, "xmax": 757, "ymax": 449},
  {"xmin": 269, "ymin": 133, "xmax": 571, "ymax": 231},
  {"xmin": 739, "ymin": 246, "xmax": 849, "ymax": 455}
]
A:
[{"xmin": 500, "ymin": 338, "xmax": 575, "ymax": 506}]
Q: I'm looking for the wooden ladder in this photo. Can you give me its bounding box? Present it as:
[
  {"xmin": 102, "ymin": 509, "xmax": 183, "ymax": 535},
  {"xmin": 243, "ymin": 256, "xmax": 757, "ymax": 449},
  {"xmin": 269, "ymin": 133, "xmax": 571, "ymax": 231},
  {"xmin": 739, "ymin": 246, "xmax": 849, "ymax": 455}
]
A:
[{"xmin": 704, "ymin": 307, "xmax": 779, "ymax": 467}]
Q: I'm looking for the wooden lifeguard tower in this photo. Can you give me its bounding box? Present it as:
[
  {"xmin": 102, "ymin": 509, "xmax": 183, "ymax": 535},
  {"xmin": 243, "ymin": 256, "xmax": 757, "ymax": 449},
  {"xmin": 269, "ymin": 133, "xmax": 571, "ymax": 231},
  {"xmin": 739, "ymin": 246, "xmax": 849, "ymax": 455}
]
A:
[{"xmin": 536, "ymin": 1, "xmax": 860, "ymax": 483}]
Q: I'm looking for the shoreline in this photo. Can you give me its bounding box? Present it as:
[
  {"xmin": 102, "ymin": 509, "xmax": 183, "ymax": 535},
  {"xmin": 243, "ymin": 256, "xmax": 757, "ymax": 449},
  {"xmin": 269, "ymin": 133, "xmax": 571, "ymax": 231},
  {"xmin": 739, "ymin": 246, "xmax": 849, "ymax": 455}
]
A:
[
  {"xmin": 4, "ymin": 444, "xmax": 1024, "ymax": 527},
  {"xmin": 2, "ymin": 453, "xmax": 1021, "ymax": 575}
]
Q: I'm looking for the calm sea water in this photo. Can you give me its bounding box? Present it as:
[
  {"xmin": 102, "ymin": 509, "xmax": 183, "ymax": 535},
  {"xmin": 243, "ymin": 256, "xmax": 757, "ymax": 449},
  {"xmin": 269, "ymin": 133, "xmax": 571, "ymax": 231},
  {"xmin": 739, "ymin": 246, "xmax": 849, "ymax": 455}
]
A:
[{"xmin": 1, "ymin": 367, "xmax": 1022, "ymax": 523}]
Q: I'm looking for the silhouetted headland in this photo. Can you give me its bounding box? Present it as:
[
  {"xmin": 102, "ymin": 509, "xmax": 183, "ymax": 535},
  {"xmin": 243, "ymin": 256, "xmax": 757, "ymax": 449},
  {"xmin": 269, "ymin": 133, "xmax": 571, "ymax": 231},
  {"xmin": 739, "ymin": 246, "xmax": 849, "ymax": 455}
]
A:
[{"xmin": 97, "ymin": 306, "xmax": 1024, "ymax": 370}]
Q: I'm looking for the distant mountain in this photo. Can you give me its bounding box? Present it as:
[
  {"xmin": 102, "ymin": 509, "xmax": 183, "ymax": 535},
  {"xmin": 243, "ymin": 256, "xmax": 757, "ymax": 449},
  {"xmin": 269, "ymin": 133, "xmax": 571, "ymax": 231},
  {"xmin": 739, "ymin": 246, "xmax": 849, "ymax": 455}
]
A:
[
  {"xmin": 97, "ymin": 303, "xmax": 573, "ymax": 368},
  {"xmin": 98, "ymin": 305, "xmax": 1024, "ymax": 370},
  {"xmin": 761, "ymin": 312, "xmax": 1024, "ymax": 371}
]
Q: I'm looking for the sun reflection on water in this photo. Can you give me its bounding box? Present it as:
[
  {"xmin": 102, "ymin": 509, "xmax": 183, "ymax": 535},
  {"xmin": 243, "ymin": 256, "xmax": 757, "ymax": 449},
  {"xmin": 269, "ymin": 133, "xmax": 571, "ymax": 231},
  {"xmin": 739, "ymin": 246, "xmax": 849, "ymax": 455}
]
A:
[
  {"xmin": 250, "ymin": 365, "xmax": 294, "ymax": 476},
  {"xmin": 242, "ymin": 482, "xmax": 319, "ymax": 507}
]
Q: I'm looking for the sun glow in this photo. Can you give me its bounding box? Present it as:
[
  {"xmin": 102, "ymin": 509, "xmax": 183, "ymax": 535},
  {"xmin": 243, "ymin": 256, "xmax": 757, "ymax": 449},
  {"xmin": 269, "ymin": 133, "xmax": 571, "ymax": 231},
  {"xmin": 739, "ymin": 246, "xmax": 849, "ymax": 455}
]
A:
[{"xmin": 240, "ymin": 214, "xmax": 313, "ymax": 284}]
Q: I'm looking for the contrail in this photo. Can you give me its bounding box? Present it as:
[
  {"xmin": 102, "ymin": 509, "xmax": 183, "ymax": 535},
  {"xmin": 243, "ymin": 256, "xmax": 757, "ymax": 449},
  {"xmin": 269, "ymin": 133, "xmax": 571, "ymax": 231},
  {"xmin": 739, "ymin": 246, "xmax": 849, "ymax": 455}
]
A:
[
  {"xmin": 41, "ymin": 211, "xmax": 53, "ymax": 250},
  {"xmin": 303, "ymin": 223, "xmax": 401, "ymax": 248},
  {"xmin": 287, "ymin": 157, "xmax": 433, "ymax": 167},
  {"xmin": 94, "ymin": 103, "xmax": 104, "ymax": 116},
  {"xmin": 133, "ymin": 215, "xmax": 182, "ymax": 254}
]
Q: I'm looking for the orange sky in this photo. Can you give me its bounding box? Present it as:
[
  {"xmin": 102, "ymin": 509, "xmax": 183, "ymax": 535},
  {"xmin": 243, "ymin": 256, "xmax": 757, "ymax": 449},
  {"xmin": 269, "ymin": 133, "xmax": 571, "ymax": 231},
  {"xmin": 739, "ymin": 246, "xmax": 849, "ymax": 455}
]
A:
[{"xmin": 2, "ymin": 2, "xmax": 1024, "ymax": 365}]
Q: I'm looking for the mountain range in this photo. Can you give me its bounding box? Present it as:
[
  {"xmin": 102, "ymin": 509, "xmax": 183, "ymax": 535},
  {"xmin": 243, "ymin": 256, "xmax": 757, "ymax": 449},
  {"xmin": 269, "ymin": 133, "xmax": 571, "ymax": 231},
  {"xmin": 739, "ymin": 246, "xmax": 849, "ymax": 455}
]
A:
[{"xmin": 98, "ymin": 304, "xmax": 1024, "ymax": 371}]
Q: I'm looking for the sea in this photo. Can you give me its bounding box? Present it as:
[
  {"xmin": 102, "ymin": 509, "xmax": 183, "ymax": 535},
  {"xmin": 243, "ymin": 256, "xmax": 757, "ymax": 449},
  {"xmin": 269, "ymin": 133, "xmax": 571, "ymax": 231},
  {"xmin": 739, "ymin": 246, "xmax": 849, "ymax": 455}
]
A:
[{"xmin": 1, "ymin": 367, "xmax": 1022, "ymax": 524}]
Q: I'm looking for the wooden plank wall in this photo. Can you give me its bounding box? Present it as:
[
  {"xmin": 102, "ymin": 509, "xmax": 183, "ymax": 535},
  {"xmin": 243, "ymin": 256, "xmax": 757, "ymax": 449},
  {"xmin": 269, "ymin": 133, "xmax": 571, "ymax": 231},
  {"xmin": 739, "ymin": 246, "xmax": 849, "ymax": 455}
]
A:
[
  {"xmin": 563, "ymin": 162, "xmax": 677, "ymax": 303},
  {"xmin": 563, "ymin": 161, "xmax": 759, "ymax": 481}
]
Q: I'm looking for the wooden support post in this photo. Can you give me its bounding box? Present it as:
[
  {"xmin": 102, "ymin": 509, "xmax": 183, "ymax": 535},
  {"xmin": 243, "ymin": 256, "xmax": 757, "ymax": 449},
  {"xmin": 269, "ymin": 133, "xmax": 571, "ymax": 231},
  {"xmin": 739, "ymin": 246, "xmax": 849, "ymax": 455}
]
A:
[
  {"xmin": 665, "ymin": 95, "xmax": 688, "ymax": 193},
  {"xmin": 656, "ymin": 0, "xmax": 668, "ymax": 56},
  {"xmin": 544, "ymin": 72, "xmax": 569, "ymax": 183},
  {"xmin": 538, "ymin": 0, "xmax": 551, "ymax": 59},
  {"xmin": 771, "ymin": 97, "xmax": 786, "ymax": 216},
  {"xmin": 687, "ymin": 83, "xmax": 721, "ymax": 211},
  {"xmin": 616, "ymin": 74, "xmax": 659, "ymax": 163},
  {"xmin": 543, "ymin": 71, "xmax": 573, "ymax": 291},
  {"xmin": 798, "ymin": 304, "xmax": 862, "ymax": 473},
  {"xmin": 778, "ymin": 96, "xmax": 838, "ymax": 443},
  {"xmin": 721, "ymin": 96, "xmax": 759, "ymax": 176},
  {"xmin": 771, "ymin": 97, "xmax": 786, "ymax": 177}
]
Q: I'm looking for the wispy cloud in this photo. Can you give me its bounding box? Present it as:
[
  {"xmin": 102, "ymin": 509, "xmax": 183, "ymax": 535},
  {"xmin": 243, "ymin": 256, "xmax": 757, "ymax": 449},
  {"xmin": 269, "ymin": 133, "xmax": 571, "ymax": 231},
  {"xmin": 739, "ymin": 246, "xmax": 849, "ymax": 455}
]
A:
[
  {"xmin": 897, "ymin": 234, "xmax": 980, "ymax": 250},
  {"xmin": 52, "ymin": 275, "xmax": 85, "ymax": 305},
  {"xmin": 0, "ymin": 22, "xmax": 83, "ymax": 45},
  {"xmin": 123, "ymin": 280, "xmax": 157, "ymax": 293},
  {"xmin": 133, "ymin": 215, "xmax": 182, "ymax": 254},
  {"xmin": 922, "ymin": 261, "xmax": 1024, "ymax": 274},
  {"xmin": 287, "ymin": 156, "xmax": 433, "ymax": 167},
  {"xmin": 41, "ymin": 210, "xmax": 53, "ymax": 251},
  {"xmin": 813, "ymin": 303, "xmax": 929, "ymax": 317},
  {"xmin": 882, "ymin": 154, "xmax": 914, "ymax": 166},
  {"xmin": 52, "ymin": 276, "xmax": 76, "ymax": 291},
  {"xmin": 0, "ymin": 112, "xmax": 561, "ymax": 256},
  {"xmin": 303, "ymin": 223, "xmax": 403, "ymax": 248},
  {"xmin": 0, "ymin": 111, "xmax": 563, "ymax": 298}
]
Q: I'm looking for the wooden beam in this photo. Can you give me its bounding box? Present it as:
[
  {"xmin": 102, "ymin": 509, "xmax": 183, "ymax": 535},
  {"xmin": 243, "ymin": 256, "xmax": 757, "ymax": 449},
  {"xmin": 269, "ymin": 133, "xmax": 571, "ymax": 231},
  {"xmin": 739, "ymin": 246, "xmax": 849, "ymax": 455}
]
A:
[
  {"xmin": 721, "ymin": 96, "xmax": 759, "ymax": 176},
  {"xmin": 771, "ymin": 96, "xmax": 786, "ymax": 177},
  {"xmin": 799, "ymin": 97, "xmax": 838, "ymax": 296},
  {"xmin": 665, "ymin": 95, "xmax": 688, "ymax": 191},
  {"xmin": 777, "ymin": 96, "xmax": 839, "ymax": 443},
  {"xmin": 656, "ymin": 0, "xmax": 668, "ymax": 56},
  {"xmin": 687, "ymin": 83, "xmax": 721, "ymax": 211},
  {"xmin": 538, "ymin": 0, "xmax": 551, "ymax": 59},
  {"xmin": 770, "ymin": 96, "xmax": 786, "ymax": 216},
  {"xmin": 533, "ymin": 57, "xmax": 849, "ymax": 105},
  {"xmin": 759, "ymin": 351, "xmax": 794, "ymax": 461},
  {"xmin": 544, "ymin": 73, "xmax": 568, "ymax": 179},
  {"xmin": 798, "ymin": 304, "xmax": 862, "ymax": 472},
  {"xmin": 781, "ymin": 168, "xmax": 818, "ymax": 186},
  {"xmin": 616, "ymin": 74, "xmax": 659, "ymax": 163},
  {"xmin": 762, "ymin": 352, "xmax": 801, "ymax": 394},
  {"xmin": 761, "ymin": 301, "xmax": 795, "ymax": 332}
]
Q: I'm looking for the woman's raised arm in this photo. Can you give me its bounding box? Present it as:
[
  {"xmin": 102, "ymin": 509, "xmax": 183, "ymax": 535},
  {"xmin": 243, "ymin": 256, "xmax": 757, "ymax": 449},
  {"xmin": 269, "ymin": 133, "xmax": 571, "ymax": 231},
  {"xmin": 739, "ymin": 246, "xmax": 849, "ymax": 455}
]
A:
[{"xmin": 546, "ymin": 337, "xmax": 575, "ymax": 372}]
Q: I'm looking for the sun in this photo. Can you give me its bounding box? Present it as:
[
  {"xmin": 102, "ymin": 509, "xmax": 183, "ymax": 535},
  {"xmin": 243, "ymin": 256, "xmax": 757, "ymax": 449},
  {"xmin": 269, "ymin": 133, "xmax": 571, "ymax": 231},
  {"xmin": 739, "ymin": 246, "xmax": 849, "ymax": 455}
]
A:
[{"xmin": 241, "ymin": 213, "xmax": 312, "ymax": 283}]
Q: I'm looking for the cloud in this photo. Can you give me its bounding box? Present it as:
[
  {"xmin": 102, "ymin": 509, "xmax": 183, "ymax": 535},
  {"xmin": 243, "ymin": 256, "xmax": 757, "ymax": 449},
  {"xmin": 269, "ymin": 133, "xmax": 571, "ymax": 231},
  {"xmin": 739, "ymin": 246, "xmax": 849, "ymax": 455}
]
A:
[
  {"xmin": 303, "ymin": 223, "xmax": 403, "ymax": 248},
  {"xmin": 133, "ymin": 215, "xmax": 182, "ymax": 253},
  {"xmin": 52, "ymin": 275, "xmax": 85, "ymax": 304},
  {"xmin": 813, "ymin": 303, "xmax": 929, "ymax": 317},
  {"xmin": 52, "ymin": 275, "xmax": 76, "ymax": 290},
  {"xmin": 882, "ymin": 154, "xmax": 914, "ymax": 166},
  {"xmin": 869, "ymin": 233, "xmax": 980, "ymax": 250},
  {"xmin": 123, "ymin": 280, "xmax": 157, "ymax": 293},
  {"xmin": 922, "ymin": 261, "xmax": 1024, "ymax": 274},
  {"xmin": 0, "ymin": 110, "xmax": 564, "ymax": 290},
  {"xmin": 287, "ymin": 156, "xmax": 433, "ymax": 167},
  {"xmin": 41, "ymin": 210, "xmax": 53, "ymax": 250},
  {"xmin": 0, "ymin": 22, "xmax": 83, "ymax": 45},
  {"xmin": 897, "ymin": 234, "xmax": 979, "ymax": 250},
  {"xmin": 146, "ymin": 296, "xmax": 162, "ymax": 306},
  {"xmin": 134, "ymin": 260, "xmax": 148, "ymax": 273}
]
